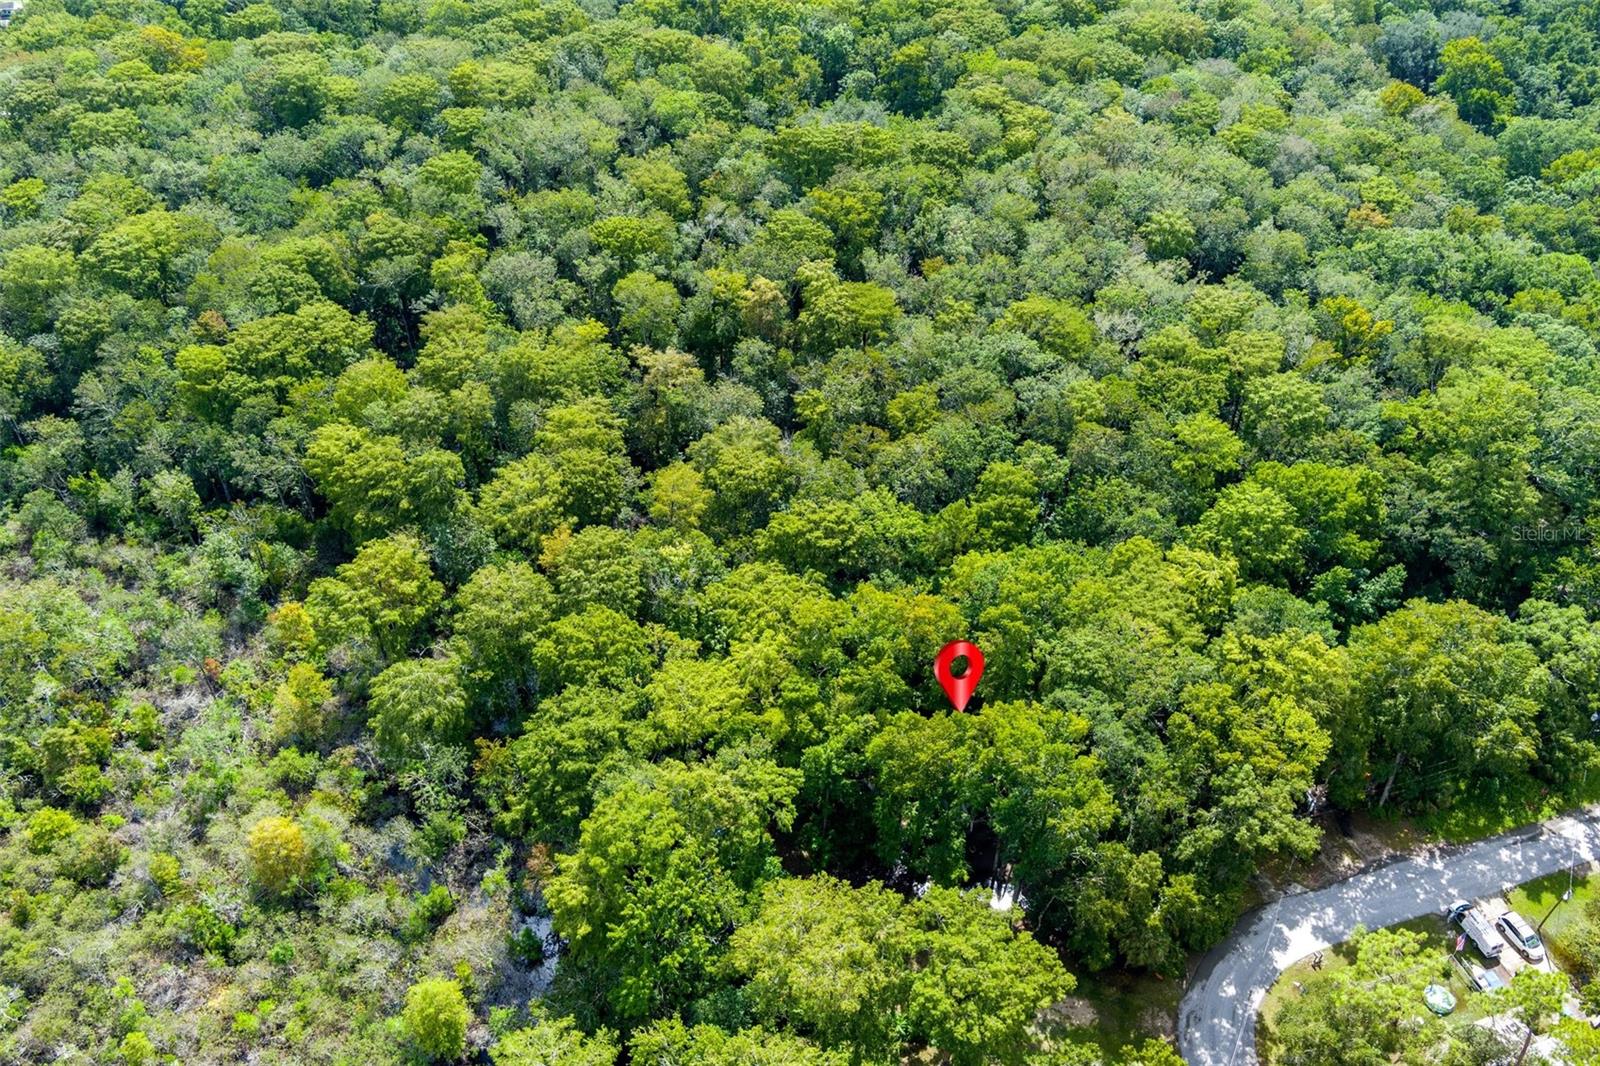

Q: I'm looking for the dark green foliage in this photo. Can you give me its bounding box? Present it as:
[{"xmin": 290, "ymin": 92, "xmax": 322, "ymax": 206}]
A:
[
  {"xmin": 2, "ymin": 0, "xmax": 1599, "ymax": 1061},
  {"xmin": 403, "ymin": 884, "xmax": 456, "ymax": 943}
]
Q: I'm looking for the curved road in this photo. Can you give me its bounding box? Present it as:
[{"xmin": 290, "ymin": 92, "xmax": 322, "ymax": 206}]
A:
[{"xmin": 1178, "ymin": 807, "xmax": 1600, "ymax": 1066}]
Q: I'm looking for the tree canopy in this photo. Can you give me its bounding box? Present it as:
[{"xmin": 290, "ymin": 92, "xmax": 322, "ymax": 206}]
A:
[{"xmin": 3, "ymin": 0, "xmax": 1600, "ymax": 1059}]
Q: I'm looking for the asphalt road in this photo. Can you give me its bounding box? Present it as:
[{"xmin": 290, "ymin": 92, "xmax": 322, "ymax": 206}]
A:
[{"xmin": 1178, "ymin": 808, "xmax": 1600, "ymax": 1066}]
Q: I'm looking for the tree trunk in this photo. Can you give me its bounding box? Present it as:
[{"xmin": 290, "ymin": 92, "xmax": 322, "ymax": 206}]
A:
[
  {"xmin": 1513, "ymin": 1026, "xmax": 1533, "ymax": 1066},
  {"xmin": 1378, "ymin": 751, "xmax": 1404, "ymax": 808}
]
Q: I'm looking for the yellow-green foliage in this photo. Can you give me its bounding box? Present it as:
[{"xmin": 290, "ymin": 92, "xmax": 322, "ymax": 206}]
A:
[
  {"xmin": 401, "ymin": 978, "xmax": 470, "ymax": 1061},
  {"xmin": 246, "ymin": 816, "xmax": 310, "ymax": 896}
]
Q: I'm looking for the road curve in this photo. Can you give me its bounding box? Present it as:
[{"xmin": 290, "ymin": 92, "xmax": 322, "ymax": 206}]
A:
[{"xmin": 1178, "ymin": 807, "xmax": 1600, "ymax": 1066}]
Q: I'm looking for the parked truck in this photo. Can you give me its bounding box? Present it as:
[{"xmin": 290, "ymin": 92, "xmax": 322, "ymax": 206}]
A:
[{"xmin": 1447, "ymin": 900, "xmax": 1506, "ymax": 960}]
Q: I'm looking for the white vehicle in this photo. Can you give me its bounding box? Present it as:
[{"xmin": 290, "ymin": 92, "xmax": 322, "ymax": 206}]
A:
[
  {"xmin": 1461, "ymin": 959, "xmax": 1505, "ymax": 992},
  {"xmin": 1496, "ymin": 910, "xmax": 1546, "ymax": 963},
  {"xmin": 1448, "ymin": 900, "xmax": 1506, "ymax": 959}
]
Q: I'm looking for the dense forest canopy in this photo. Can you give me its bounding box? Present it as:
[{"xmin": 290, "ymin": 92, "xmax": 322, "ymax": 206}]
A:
[{"xmin": 4, "ymin": 0, "xmax": 1600, "ymax": 1059}]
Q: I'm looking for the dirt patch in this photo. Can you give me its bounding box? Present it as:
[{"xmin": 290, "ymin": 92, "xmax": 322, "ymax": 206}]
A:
[
  {"xmin": 1046, "ymin": 997, "xmax": 1098, "ymax": 1028},
  {"xmin": 1137, "ymin": 1003, "xmax": 1177, "ymax": 1039},
  {"xmin": 1258, "ymin": 812, "xmax": 1434, "ymax": 896}
]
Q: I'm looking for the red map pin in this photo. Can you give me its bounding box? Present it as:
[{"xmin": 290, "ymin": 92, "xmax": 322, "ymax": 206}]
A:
[{"xmin": 933, "ymin": 640, "xmax": 984, "ymax": 712}]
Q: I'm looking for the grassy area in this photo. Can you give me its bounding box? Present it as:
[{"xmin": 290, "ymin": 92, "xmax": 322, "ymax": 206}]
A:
[
  {"xmin": 1505, "ymin": 864, "xmax": 1598, "ymax": 969},
  {"xmin": 1417, "ymin": 775, "xmax": 1600, "ymax": 845},
  {"xmin": 1048, "ymin": 971, "xmax": 1183, "ymax": 1057}
]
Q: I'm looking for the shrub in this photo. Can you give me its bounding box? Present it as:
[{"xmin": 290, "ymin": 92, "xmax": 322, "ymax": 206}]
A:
[
  {"xmin": 507, "ymin": 926, "xmax": 545, "ymax": 968},
  {"xmin": 60, "ymin": 823, "xmax": 122, "ymax": 885},
  {"xmin": 267, "ymin": 747, "xmax": 320, "ymax": 792},
  {"xmin": 246, "ymin": 815, "xmax": 311, "ymax": 896},
  {"xmin": 24, "ymin": 808, "xmax": 78, "ymax": 853},
  {"xmin": 401, "ymin": 977, "xmax": 471, "ymax": 1060},
  {"xmin": 128, "ymin": 701, "xmax": 161, "ymax": 749},
  {"xmin": 403, "ymin": 883, "xmax": 456, "ymax": 942},
  {"xmin": 178, "ymin": 903, "xmax": 237, "ymax": 958},
  {"xmin": 148, "ymin": 853, "xmax": 183, "ymax": 897},
  {"xmin": 118, "ymin": 1031, "xmax": 156, "ymax": 1066},
  {"xmin": 271, "ymin": 663, "xmax": 333, "ymax": 743}
]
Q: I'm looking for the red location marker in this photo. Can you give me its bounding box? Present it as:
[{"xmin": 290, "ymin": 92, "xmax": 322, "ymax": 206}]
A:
[{"xmin": 933, "ymin": 640, "xmax": 985, "ymax": 712}]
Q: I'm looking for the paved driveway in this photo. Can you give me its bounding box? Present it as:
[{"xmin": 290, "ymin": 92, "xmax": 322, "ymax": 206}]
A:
[{"xmin": 1178, "ymin": 808, "xmax": 1600, "ymax": 1066}]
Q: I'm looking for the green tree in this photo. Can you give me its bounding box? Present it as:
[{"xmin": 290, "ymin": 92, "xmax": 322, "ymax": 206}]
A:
[
  {"xmin": 687, "ymin": 417, "xmax": 796, "ymax": 536},
  {"xmin": 377, "ymin": 73, "xmax": 441, "ymax": 131},
  {"xmin": 475, "ymin": 453, "xmax": 571, "ymax": 554},
  {"xmin": 82, "ymin": 211, "xmax": 208, "ymax": 298},
  {"xmin": 303, "ymin": 533, "xmax": 445, "ymax": 659},
  {"xmin": 246, "ymin": 815, "xmax": 312, "ymax": 896},
  {"xmin": 1170, "ymin": 413, "xmax": 1246, "ymax": 500},
  {"xmin": 450, "ymin": 562, "xmax": 555, "ymax": 712},
  {"xmin": 1241, "ymin": 374, "xmax": 1328, "ymax": 461},
  {"xmin": 1341, "ymin": 600, "xmax": 1539, "ymax": 810},
  {"xmin": 808, "ymin": 184, "xmax": 885, "ymax": 272},
  {"xmin": 993, "ymin": 296, "xmax": 1093, "ymax": 360},
  {"xmin": 647, "ymin": 462, "xmax": 712, "ymax": 530},
  {"xmin": 972, "ymin": 461, "xmax": 1040, "ymax": 550},
  {"xmin": 1252, "ymin": 461, "xmax": 1383, "ymax": 571},
  {"xmin": 1166, "ymin": 677, "xmax": 1329, "ymax": 891},
  {"xmin": 1387, "ymin": 367, "xmax": 1541, "ymax": 597},
  {"xmin": 546, "ymin": 526, "xmax": 645, "ymax": 616},
  {"xmin": 590, "ymin": 214, "xmax": 674, "ymax": 267},
  {"xmin": 546, "ymin": 759, "xmax": 799, "ymax": 1021},
  {"xmin": 250, "ymin": 52, "xmax": 339, "ymax": 128},
  {"xmin": 1273, "ymin": 927, "xmax": 1445, "ymax": 1066},
  {"xmin": 526, "ymin": 399, "xmax": 633, "ymax": 529},
  {"xmin": 492, "ymin": 1015, "xmax": 618, "ymax": 1065},
  {"xmin": 796, "ymin": 265, "xmax": 900, "ymax": 354},
  {"xmin": 1435, "ymin": 37, "xmax": 1514, "ymax": 130},
  {"xmin": 476, "ymin": 685, "xmax": 635, "ymax": 843},
  {"xmin": 1141, "ymin": 210, "xmax": 1196, "ymax": 260},
  {"xmin": 369, "ymin": 657, "xmax": 469, "ymax": 769},
  {"xmin": 1066, "ymin": 843, "xmax": 1205, "ymax": 974},
  {"xmin": 117, "ymin": 1030, "xmax": 157, "ymax": 1066},
  {"xmin": 630, "ymin": 1020, "xmax": 845, "ymax": 1065},
  {"xmin": 401, "ymin": 978, "xmax": 471, "ymax": 1061},
  {"xmin": 621, "ymin": 155, "xmax": 693, "ymax": 219},
  {"xmin": 533, "ymin": 604, "xmax": 652, "ymax": 692},
  {"xmin": 1503, "ymin": 968, "xmax": 1569, "ymax": 1065},
  {"xmin": 1189, "ymin": 481, "xmax": 1307, "ymax": 581},
  {"xmin": 612, "ymin": 270, "xmax": 681, "ymax": 347},
  {"xmin": 727, "ymin": 875, "xmax": 906, "ymax": 1057},
  {"xmin": 0, "ymin": 246, "xmax": 76, "ymax": 333},
  {"xmin": 305, "ymin": 422, "xmax": 464, "ymax": 541},
  {"xmin": 271, "ymin": 663, "xmax": 334, "ymax": 744},
  {"xmin": 905, "ymin": 886, "xmax": 1075, "ymax": 1066}
]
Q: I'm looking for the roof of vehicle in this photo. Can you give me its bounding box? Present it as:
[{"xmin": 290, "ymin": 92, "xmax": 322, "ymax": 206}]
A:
[{"xmin": 1501, "ymin": 911, "xmax": 1536, "ymax": 937}]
